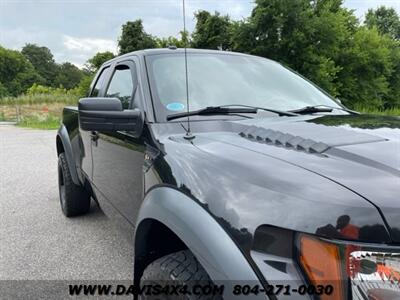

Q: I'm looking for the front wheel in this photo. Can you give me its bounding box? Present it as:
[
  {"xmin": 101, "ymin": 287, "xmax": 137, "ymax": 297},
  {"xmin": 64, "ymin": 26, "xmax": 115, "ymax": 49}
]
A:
[
  {"xmin": 58, "ymin": 153, "xmax": 90, "ymax": 217},
  {"xmin": 140, "ymin": 250, "xmax": 222, "ymax": 300}
]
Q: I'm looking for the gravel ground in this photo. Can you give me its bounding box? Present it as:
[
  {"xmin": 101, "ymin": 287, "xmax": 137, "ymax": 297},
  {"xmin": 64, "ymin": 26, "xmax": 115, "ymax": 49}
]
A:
[{"xmin": 0, "ymin": 125, "xmax": 134, "ymax": 298}]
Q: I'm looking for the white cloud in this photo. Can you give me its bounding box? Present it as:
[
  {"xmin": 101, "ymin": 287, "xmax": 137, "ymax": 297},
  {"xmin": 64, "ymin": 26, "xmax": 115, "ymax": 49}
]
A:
[
  {"xmin": 63, "ymin": 35, "xmax": 117, "ymax": 54},
  {"xmin": 60, "ymin": 36, "xmax": 118, "ymax": 67}
]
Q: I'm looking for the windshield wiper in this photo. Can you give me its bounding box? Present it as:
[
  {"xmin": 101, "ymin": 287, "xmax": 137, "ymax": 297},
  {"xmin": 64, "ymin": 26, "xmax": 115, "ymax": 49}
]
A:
[
  {"xmin": 167, "ymin": 106, "xmax": 256, "ymax": 121},
  {"xmin": 167, "ymin": 104, "xmax": 297, "ymax": 121},
  {"xmin": 219, "ymin": 104, "xmax": 297, "ymax": 116},
  {"xmin": 289, "ymin": 105, "xmax": 359, "ymax": 115}
]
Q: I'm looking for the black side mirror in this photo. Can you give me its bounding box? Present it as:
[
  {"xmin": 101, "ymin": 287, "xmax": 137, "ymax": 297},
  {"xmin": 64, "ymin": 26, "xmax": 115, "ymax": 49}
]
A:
[{"xmin": 78, "ymin": 98, "xmax": 143, "ymax": 135}]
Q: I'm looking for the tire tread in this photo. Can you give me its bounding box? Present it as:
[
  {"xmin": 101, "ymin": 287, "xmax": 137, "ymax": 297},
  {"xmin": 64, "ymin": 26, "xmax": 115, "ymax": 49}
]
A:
[
  {"xmin": 141, "ymin": 250, "xmax": 221, "ymax": 300},
  {"xmin": 58, "ymin": 153, "xmax": 90, "ymax": 217}
]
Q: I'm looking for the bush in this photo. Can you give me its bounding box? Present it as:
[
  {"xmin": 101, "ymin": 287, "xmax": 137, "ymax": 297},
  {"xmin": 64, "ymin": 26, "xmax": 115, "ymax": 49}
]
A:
[{"xmin": 26, "ymin": 83, "xmax": 69, "ymax": 96}]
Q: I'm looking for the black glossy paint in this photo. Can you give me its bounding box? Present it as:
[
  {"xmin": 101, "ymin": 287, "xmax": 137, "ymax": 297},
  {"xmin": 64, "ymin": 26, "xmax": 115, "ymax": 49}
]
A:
[
  {"xmin": 147, "ymin": 114, "xmax": 399, "ymax": 247},
  {"xmin": 59, "ymin": 49, "xmax": 400, "ymax": 278}
]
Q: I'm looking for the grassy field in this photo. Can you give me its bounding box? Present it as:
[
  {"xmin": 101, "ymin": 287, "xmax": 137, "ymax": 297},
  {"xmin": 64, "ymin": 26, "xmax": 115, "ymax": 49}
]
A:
[
  {"xmin": 17, "ymin": 114, "xmax": 61, "ymax": 129},
  {"xmin": 0, "ymin": 94, "xmax": 78, "ymax": 106},
  {"xmin": 0, "ymin": 94, "xmax": 399, "ymax": 130},
  {"xmin": 0, "ymin": 103, "xmax": 65, "ymax": 129},
  {"xmin": 0, "ymin": 94, "xmax": 78, "ymax": 129}
]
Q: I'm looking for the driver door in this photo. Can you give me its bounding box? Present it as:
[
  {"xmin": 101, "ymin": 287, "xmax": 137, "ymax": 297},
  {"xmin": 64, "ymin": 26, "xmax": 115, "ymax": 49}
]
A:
[{"xmin": 91, "ymin": 59, "xmax": 145, "ymax": 226}]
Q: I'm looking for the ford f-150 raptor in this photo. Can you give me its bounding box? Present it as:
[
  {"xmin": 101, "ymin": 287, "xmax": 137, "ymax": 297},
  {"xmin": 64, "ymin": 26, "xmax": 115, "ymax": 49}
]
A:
[{"xmin": 56, "ymin": 48, "xmax": 400, "ymax": 299}]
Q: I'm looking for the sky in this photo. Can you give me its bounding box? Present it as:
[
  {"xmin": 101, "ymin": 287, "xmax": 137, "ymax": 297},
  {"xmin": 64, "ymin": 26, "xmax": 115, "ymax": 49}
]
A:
[{"xmin": 1, "ymin": 0, "xmax": 399, "ymax": 68}]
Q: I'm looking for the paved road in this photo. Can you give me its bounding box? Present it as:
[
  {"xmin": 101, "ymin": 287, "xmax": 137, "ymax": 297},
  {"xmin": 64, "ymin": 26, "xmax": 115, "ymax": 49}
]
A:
[{"xmin": 0, "ymin": 126, "xmax": 133, "ymax": 297}]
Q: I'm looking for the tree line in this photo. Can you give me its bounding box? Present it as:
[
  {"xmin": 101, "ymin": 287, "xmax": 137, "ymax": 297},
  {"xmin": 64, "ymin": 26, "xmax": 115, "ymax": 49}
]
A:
[{"xmin": 1, "ymin": 0, "xmax": 399, "ymax": 111}]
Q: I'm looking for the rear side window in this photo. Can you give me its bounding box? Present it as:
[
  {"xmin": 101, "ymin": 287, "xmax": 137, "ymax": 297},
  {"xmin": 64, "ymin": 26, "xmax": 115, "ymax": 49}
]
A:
[
  {"xmin": 90, "ymin": 67, "xmax": 110, "ymax": 97},
  {"xmin": 105, "ymin": 65, "xmax": 136, "ymax": 109}
]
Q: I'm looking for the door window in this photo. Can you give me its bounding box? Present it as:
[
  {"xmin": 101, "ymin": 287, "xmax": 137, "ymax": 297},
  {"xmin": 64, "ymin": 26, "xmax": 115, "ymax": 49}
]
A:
[
  {"xmin": 90, "ymin": 67, "xmax": 110, "ymax": 97},
  {"xmin": 105, "ymin": 65, "xmax": 136, "ymax": 109}
]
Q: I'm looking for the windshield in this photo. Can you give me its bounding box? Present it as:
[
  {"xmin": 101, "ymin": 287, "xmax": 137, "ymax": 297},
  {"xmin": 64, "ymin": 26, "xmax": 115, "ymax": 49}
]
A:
[{"xmin": 146, "ymin": 52, "xmax": 340, "ymax": 121}]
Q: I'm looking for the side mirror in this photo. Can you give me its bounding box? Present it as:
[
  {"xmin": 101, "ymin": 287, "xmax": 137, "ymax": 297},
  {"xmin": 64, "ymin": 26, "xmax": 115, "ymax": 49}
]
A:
[{"xmin": 78, "ymin": 98, "xmax": 143, "ymax": 135}]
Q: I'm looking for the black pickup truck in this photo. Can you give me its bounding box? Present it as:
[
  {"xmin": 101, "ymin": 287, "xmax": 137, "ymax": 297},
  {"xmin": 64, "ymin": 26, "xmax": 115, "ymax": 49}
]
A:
[{"xmin": 57, "ymin": 48, "xmax": 400, "ymax": 299}]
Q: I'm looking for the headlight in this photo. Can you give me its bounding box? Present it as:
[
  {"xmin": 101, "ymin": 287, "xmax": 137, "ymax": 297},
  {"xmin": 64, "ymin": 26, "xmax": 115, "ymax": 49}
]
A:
[
  {"xmin": 350, "ymin": 251, "xmax": 400, "ymax": 299},
  {"xmin": 298, "ymin": 234, "xmax": 400, "ymax": 300},
  {"xmin": 251, "ymin": 226, "xmax": 400, "ymax": 300}
]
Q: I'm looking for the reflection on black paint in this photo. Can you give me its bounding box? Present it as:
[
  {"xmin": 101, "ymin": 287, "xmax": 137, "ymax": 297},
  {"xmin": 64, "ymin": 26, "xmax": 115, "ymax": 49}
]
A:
[
  {"xmin": 316, "ymin": 215, "xmax": 390, "ymax": 243},
  {"xmin": 178, "ymin": 183, "xmax": 253, "ymax": 253},
  {"xmin": 309, "ymin": 114, "xmax": 400, "ymax": 129}
]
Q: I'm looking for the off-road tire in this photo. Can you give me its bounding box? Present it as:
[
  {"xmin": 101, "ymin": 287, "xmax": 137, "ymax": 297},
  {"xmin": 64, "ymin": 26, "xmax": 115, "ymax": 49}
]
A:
[
  {"xmin": 58, "ymin": 152, "xmax": 90, "ymax": 217},
  {"xmin": 140, "ymin": 250, "xmax": 222, "ymax": 300}
]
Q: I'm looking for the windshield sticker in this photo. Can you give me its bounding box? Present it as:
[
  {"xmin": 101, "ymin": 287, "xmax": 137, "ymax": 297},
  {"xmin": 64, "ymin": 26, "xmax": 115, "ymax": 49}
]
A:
[{"xmin": 166, "ymin": 102, "xmax": 185, "ymax": 111}]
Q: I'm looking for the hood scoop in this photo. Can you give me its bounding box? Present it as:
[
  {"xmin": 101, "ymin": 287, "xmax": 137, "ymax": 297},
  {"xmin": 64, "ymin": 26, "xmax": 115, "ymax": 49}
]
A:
[
  {"xmin": 237, "ymin": 118, "xmax": 388, "ymax": 155},
  {"xmin": 239, "ymin": 126, "xmax": 330, "ymax": 154}
]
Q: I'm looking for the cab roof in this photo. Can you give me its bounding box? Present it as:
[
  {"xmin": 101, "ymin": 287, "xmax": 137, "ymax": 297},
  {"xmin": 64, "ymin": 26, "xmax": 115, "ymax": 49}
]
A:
[{"xmin": 103, "ymin": 48, "xmax": 262, "ymax": 66}]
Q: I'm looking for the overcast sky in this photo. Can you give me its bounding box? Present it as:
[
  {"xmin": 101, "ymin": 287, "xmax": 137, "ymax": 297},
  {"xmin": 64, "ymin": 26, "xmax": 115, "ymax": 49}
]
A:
[{"xmin": 1, "ymin": 0, "xmax": 399, "ymax": 68}]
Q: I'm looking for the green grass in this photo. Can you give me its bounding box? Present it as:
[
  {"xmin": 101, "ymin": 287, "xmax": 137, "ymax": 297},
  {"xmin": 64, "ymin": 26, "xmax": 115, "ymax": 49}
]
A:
[
  {"xmin": 0, "ymin": 93, "xmax": 78, "ymax": 106},
  {"xmin": 0, "ymin": 93, "xmax": 70, "ymax": 128},
  {"xmin": 351, "ymin": 104, "xmax": 400, "ymax": 116},
  {"xmin": 17, "ymin": 114, "xmax": 60, "ymax": 130},
  {"xmin": 356, "ymin": 107, "xmax": 400, "ymax": 116}
]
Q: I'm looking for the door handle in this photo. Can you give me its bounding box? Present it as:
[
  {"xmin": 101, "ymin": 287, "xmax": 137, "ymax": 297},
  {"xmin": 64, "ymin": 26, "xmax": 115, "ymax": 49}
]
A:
[{"xmin": 90, "ymin": 131, "xmax": 99, "ymax": 143}]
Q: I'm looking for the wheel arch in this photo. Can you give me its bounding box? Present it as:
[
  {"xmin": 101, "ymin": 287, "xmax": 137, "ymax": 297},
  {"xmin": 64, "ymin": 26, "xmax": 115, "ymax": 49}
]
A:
[
  {"xmin": 56, "ymin": 124, "xmax": 80, "ymax": 185},
  {"xmin": 133, "ymin": 186, "xmax": 263, "ymax": 289}
]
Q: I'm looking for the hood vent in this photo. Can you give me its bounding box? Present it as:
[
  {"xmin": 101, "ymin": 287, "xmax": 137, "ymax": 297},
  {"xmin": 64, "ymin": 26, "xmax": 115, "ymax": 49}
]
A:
[{"xmin": 239, "ymin": 126, "xmax": 330, "ymax": 154}]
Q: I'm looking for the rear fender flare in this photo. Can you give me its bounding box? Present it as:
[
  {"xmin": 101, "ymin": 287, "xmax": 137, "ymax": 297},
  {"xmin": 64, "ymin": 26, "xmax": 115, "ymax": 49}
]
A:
[{"xmin": 57, "ymin": 124, "xmax": 80, "ymax": 185}]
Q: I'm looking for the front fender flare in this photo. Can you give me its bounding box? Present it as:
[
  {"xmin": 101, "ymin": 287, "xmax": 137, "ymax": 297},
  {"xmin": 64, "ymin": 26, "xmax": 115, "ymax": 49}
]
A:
[
  {"xmin": 57, "ymin": 124, "xmax": 80, "ymax": 185},
  {"xmin": 134, "ymin": 187, "xmax": 264, "ymax": 298}
]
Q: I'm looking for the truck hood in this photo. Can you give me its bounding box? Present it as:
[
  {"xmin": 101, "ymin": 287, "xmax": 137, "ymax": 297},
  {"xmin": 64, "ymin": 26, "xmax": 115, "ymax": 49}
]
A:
[{"xmin": 190, "ymin": 114, "xmax": 400, "ymax": 243}]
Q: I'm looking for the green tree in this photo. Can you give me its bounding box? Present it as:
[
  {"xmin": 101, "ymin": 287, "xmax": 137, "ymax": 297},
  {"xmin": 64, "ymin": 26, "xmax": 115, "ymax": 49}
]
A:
[
  {"xmin": 385, "ymin": 40, "xmax": 400, "ymax": 108},
  {"xmin": 192, "ymin": 11, "xmax": 233, "ymax": 50},
  {"xmin": 54, "ymin": 62, "xmax": 84, "ymax": 89},
  {"xmin": 230, "ymin": 20, "xmax": 257, "ymax": 54},
  {"xmin": 155, "ymin": 31, "xmax": 190, "ymax": 48},
  {"xmin": 0, "ymin": 82, "xmax": 8, "ymax": 98},
  {"xmin": 304, "ymin": 0, "xmax": 358, "ymax": 95},
  {"xmin": 75, "ymin": 75, "xmax": 94, "ymax": 97},
  {"xmin": 240, "ymin": 0, "xmax": 313, "ymax": 60},
  {"xmin": 336, "ymin": 27, "xmax": 394, "ymax": 109},
  {"xmin": 365, "ymin": 6, "xmax": 400, "ymax": 40},
  {"xmin": 118, "ymin": 20, "xmax": 157, "ymax": 54},
  {"xmin": 21, "ymin": 43, "xmax": 58, "ymax": 86},
  {"xmin": 86, "ymin": 51, "xmax": 115, "ymax": 73},
  {"xmin": 0, "ymin": 46, "xmax": 43, "ymax": 96},
  {"xmin": 232, "ymin": 0, "xmax": 357, "ymax": 96},
  {"xmin": 364, "ymin": 6, "xmax": 400, "ymax": 108}
]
